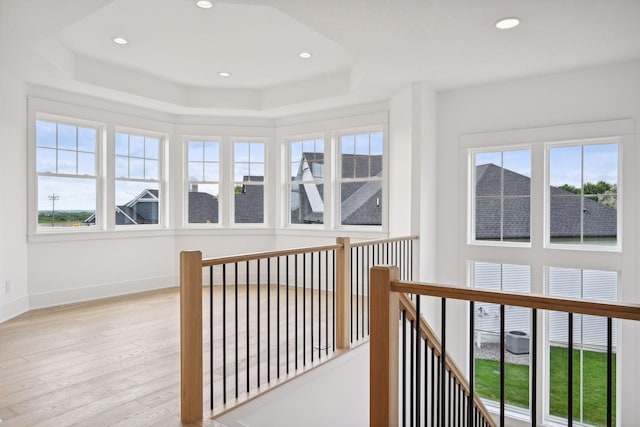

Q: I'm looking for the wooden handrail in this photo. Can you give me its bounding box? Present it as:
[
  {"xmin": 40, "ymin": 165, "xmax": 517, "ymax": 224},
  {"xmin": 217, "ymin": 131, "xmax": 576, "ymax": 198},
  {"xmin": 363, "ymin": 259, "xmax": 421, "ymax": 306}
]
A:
[
  {"xmin": 351, "ymin": 235, "xmax": 418, "ymax": 248},
  {"xmin": 392, "ymin": 280, "xmax": 640, "ymax": 321},
  {"xmin": 202, "ymin": 244, "xmax": 342, "ymax": 267},
  {"xmin": 398, "ymin": 294, "xmax": 496, "ymax": 426}
]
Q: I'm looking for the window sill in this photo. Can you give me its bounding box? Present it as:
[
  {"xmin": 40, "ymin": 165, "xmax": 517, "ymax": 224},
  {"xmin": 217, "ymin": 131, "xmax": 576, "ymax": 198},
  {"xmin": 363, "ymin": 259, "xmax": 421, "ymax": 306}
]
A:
[{"xmin": 28, "ymin": 228, "xmax": 174, "ymax": 243}]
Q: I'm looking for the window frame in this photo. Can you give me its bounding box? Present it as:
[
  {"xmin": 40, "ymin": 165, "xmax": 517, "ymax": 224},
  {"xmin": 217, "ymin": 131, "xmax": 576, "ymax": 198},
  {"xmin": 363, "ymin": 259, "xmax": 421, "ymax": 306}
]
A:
[
  {"xmin": 32, "ymin": 113, "xmax": 103, "ymax": 234},
  {"xmin": 469, "ymin": 145, "xmax": 533, "ymax": 248},
  {"xmin": 544, "ymin": 137, "xmax": 622, "ymax": 252},
  {"xmin": 231, "ymin": 139, "xmax": 267, "ymax": 227},
  {"xmin": 462, "ymin": 120, "xmax": 632, "ymax": 426},
  {"xmin": 336, "ymin": 128, "xmax": 384, "ymax": 229},
  {"xmin": 286, "ymin": 135, "xmax": 326, "ymax": 227},
  {"xmin": 113, "ymin": 127, "xmax": 167, "ymax": 230},
  {"xmin": 184, "ymin": 138, "xmax": 223, "ymax": 227}
]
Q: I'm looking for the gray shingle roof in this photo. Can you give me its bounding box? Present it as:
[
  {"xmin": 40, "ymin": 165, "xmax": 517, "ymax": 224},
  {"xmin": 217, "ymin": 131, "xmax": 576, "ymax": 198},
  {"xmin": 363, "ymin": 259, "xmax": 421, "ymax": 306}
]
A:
[{"xmin": 476, "ymin": 164, "xmax": 616, "ymax": 240}]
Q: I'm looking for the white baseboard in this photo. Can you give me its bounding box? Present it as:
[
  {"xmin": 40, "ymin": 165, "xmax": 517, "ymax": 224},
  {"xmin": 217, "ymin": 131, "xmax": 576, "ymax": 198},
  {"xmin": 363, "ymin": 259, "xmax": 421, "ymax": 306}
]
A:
[
  {"xmin": 0, "ymin": 295, "xmax": 29, "ymax": 324},
  {"xmin": 28, "ymin": 275, "xmax": 179, "ymax": 310}
]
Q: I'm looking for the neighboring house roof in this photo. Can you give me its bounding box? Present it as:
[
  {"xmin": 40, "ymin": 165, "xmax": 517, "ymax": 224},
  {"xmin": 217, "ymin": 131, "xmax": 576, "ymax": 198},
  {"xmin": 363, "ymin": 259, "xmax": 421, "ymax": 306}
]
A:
[
  {"xmin": 292, "ymin": 152, "xmax": 382, "ymax": 225},
  {"xmin": 475, "ymin": 163, "xmax": 616, "ymax": 240}
]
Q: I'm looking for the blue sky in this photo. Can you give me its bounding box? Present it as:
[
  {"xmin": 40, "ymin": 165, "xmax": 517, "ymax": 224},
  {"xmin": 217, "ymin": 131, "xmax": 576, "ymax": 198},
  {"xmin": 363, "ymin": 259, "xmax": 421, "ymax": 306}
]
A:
[{"xmin": 476, "ymin": 144, "xmax": 618, "ymax": 188}]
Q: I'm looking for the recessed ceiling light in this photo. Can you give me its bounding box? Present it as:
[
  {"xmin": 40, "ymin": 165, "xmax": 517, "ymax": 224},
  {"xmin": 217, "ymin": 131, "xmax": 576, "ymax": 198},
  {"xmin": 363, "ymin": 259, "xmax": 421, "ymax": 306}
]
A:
[
  {"xmin": 112, "ymin": 37, "xmax": 128, "ymax": 45},
  {"xmin": 495, "ymin": 17, "xmax": 520, "ymax": 30},
  {"xmin": 298, "ymin": 52, "xmax": 312, "ymax": 59},
  {"xmin": 218, "ymin": 72, "xmax": 231, "ymax": 77},
  {"xmin": 196, "ymin": 0, "xmax": 213, "ymax": 8}
]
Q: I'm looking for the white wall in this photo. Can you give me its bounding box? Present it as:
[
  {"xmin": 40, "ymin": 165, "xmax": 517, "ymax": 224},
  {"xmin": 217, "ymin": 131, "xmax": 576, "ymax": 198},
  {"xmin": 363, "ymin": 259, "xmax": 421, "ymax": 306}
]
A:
[
  {"xmin": 0, "ymin": 69, "xmax": 29, "ymax": 323},
  {"xmin": 435, "ymin": 59, "xmax": 640, "ymax": 425},
  {"xmin": 216, "ymin": 343, "xmax": 369, "ymax": 427}
]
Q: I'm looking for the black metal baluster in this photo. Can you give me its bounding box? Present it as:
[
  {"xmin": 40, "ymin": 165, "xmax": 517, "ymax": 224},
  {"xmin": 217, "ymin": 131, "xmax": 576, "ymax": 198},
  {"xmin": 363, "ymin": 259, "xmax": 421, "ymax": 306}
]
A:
[
  {"xmin": 416, "ymin": 296, "xmax": 422, "ymax": 427},
  {"xmin": 349, "ymin": 247, "xmax": 355, "ymax": 343},
  {"xmin": 222, "ymin": 264, "xmax": 227, "ymax": 404},
  {"xmin": 500, "ymin": 304, "xmax": 505, "ymax": 427},
  {"xmin": 257, "ymin": 259, "xmax": 260, "ymax": 388},
  {"xmin": 302, "ymin": 253, "xmax": 305, "ymax": 366},
  {"xmin": 402, "ymin": 309, "xmax": 407, "ymax": 427},
  {"xmin": 410, "ymin": 239, "xmax": 413, "ymax": 281},
  {"xmin": 469, "ymin": 301, "xmax": 474, "ymax": 427},
  {"xmin": 311, "ymin": 252, "xmax": 314, "ymax": 363},
  {"xmin": 286, "ymin": 255, "xmax": 290, "ymax": 374},
  {"xmin": 532, "ymin": 308, "xmax": 537, "ymax": 427},
  {"xmin": 277, "ymin": 257, "xmax": 281, "ymax": 378},
  {"xmin": 318, "ymin": 251, "xmax": 321, "ymax": 360},
  {"xmin": 386, "ymin": 242, "xmax": 389, "ymax": 264},
  {"xmin": 441, "ymin": 298, "xmax": 447, "ymax": 427},
  {"xmin": 210, "ymin": 265, "xmax": 213, "ymax": 409},
  {"xmin": 568, "ymin": 312, "xmax": 573, "ymax": 426},
  {"xmin": 361, "ymin": 246, "xmax": 365, "ymax": 339},
  {"xmin": 607, "ymin": 317, "xmax": 613, "ymax": 427},
  {"xmin": 235, "ymin": 262, "xmax": 239, "ymax": 399},
  {"xmin": 296, "ymin": 254, "xmax": 299, "ymax": 369},
  {"xmin": 351, "ymin": 248, "xmax": 360, "ymax": 341},
  {"xmin": 267, "ymin": 258, "xmax": 271, "ymax": 383},
  {"xmin": 431, "ymin": 349, "xmax": 436, "ymax": 427},
  {"xmin": 424, "ymin": 339, "xmax": 429, "ymax": 427},
  {"xmin": 325, "ymin": 250, "xmax": 329, "ymax": 356},
  {"xmin": 410, "ymin": 318, "xmax": 414, "ymax": 427},
  {"xmin": 367, "ymin": 245, "xmax": 370, "ymax": 335},
  {"xmin": 332, "ymin": 250, "xmax": 336, "ymax": 352},
  {"xmin": 448, "ymin": 375, "xmax": 452, "ymax": 427},
  {"xmin": 246, "ymin": 261, "xmax": 250, "ymax": 393}
]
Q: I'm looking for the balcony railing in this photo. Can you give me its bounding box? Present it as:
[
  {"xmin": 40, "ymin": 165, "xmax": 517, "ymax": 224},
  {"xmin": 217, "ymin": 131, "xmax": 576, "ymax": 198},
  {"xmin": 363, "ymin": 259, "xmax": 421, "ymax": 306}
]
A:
[
  {"xmin": 370, "ymin": 265, "xmax": 640, "ymax": 427},
  {"xmin": 179, "ymin": 236, "xmax": 417, "ymax": 422}
]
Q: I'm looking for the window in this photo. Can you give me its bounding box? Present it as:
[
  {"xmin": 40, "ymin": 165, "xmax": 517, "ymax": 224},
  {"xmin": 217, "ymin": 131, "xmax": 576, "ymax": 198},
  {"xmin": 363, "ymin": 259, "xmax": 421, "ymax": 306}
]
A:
[
  {"xmin": 36, "ymin": 119, "xmax": 98, "ymax": 229},
  {"xmin": 233, "ymin": 142, "xmax": 264, "ymax": 224},
  {"xmin": 289, "ymin": 138, "xmax": 325, "ymax": 224},
  {"xmin": 464, "ymin": 123, "xmax": 628, "ymax": 426},
  {"xmin": 473, "ymin": 149, "xmax": 531, "ymax": 243},
  {"xmin": 547, "ymin": 267, "xmax": 618, "ymax": 426},
  {"xmin": 548, "ymin": 142, "xmax": 618, "ymax": 247},
  {"xmin": 187, "ymin": 140, "xmax": 220, "ymax": 224},
  {"xmin": 472, "ymin": 262, "xmax": 531, "ymax": 412},
  {"xmin": 115, "ymin": 132, "xmax": 162, "ymax": 226},
  {"xmin": 339, "ymin": 131, "xmax": 383, "ymax": 226}
]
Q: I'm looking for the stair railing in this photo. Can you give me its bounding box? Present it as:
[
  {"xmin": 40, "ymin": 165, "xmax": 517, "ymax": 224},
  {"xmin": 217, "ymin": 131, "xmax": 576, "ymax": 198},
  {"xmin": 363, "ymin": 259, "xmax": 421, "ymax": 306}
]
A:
[{"xmin": 370, "ymin": 265, "xmax": 640, "ymax": 427}]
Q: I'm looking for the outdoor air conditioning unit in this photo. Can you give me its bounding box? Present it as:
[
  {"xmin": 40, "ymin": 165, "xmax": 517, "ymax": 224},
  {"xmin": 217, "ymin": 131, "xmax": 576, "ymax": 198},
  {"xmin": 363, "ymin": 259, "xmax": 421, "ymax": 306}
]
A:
[{"xmin": 506, "ymin": 330, "xmax": 530, "ymax": 355}]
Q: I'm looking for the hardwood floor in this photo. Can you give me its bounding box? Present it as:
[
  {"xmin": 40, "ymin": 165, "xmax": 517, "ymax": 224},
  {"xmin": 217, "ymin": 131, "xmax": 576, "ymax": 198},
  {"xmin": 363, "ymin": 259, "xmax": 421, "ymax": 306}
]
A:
[{"xmin": 0, "ymin": 285, "xmax": 364, "ymax": 426}]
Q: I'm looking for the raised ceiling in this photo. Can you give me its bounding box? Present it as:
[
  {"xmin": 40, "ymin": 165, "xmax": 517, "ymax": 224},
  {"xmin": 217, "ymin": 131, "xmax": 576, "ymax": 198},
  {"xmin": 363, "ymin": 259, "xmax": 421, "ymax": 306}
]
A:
[{"xmin": 1, "ymin": 0, "xmax": 639, "ymax": 117}]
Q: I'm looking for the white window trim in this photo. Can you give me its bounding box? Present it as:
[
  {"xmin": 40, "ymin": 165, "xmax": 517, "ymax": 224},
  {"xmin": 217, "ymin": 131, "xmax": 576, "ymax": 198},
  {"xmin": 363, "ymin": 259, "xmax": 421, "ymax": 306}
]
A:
[
  {"xmin": 230, "ymin": 138, "xmax": 269, "ymax": 227},
  {"xmin": 29, "ymin": 112, "xmax": 105, "ymax": 235},
  {"xmin": 183, "ymin": 137, "xmax": 224, "ymax": 228},
  {"xmin": 468, "ymin": 145, "xmax": 533, "ymax": 248},
  {"xmin": 461, "ymin": 118, "xmax": 633, "ymax": 427},
  {"xmin": 335, "ymin": 126, "xmax": 386, "ymax": 231},
  {"xmin": 544, "ymin": 136, "xmax": 622, "ymax": 252},
  {"xmin": 285, "ymin": 134, "xmax": 327, "ymax": 228},
  {"xmin": 113, "ymin": 127, "xmax": 168, "ymax": 231}
]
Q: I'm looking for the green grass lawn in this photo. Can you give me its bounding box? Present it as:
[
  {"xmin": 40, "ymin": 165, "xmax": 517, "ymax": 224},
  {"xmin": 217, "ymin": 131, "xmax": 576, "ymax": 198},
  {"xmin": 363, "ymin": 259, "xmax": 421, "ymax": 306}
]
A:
[{"xmin": 475, "ymin": 346, "xmax": 616, "ymax": 426}]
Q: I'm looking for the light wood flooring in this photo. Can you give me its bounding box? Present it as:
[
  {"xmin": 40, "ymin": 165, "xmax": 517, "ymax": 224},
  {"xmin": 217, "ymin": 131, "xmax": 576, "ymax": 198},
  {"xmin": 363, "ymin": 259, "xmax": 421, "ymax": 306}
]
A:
[{"xmin": 0, "ymin": 286, "xmax": 367, "ymax": 426}]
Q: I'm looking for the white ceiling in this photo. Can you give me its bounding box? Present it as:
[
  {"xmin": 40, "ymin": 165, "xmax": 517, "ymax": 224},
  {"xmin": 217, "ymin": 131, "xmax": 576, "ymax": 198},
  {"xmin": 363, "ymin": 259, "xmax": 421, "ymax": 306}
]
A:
[{"xmin": 1, "ymin": 0, "xmax": 639, "ymax": 117}]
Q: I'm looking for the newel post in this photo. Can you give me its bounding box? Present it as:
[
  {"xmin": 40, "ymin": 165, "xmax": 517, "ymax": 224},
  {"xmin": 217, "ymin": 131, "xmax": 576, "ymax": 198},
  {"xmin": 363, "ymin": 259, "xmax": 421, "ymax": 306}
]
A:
[
  {"xmin": 370, "ymin": 265, "xmax": 400, "ymax": 427},
  {"xmin": 336, "ymin": 237, "xmax": 351, "ymax": 349},
  {"xmin": 180, "ymin": 250, "xmax": 203, "ymax": 422}
]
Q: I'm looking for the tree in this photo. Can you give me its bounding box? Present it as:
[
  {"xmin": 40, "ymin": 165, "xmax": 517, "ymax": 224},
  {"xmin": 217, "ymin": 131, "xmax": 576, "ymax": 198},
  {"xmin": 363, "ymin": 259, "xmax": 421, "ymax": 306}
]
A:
[{"xmin": 559, "ymin": 181, "xmax": 616, "ymax": 208}]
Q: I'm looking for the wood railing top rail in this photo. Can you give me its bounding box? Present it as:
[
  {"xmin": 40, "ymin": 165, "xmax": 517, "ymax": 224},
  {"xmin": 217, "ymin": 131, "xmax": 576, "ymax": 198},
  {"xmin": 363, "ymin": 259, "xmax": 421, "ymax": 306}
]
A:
[
  {"xmin": 351, "ymin": 235, "xmax": 418, "ymax": 248},
  {"xmin": 392, "ymin": 280, "xmax": 640, "ymax": 321},
  {"xmin": 201, "ymin": 244, "xmax": 342, "ymax": 267},
  {"xmin": 399, "ymin": 294, "xmax": 497, "ymax": 426},
  {"xmin": 200, "ymin": 235, "xmax": 417, "ymax": 267}
]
